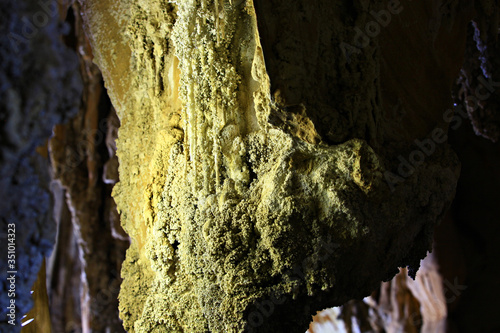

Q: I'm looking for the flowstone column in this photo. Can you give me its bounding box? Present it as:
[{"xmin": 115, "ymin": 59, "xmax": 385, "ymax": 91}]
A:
[{"xmin": 78, "ymin": 0, "xmax": 466, "ymax": 332}]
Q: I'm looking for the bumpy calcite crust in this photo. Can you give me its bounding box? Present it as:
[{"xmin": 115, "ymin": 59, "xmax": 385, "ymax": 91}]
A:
[{"xmin": 78, "ymin": 0, "xmax": 460, "ymax": 332}]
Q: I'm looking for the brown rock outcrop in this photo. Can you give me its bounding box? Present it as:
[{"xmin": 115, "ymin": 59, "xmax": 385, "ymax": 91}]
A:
[{"xmin": 48, "ymin": 3, "xmax": 129, "ymax": 332}]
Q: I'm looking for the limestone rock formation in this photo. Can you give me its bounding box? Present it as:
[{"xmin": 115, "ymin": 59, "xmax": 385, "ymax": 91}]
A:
[
  {"xmin": 47, "ymin": 3, "xmax": 129, "ymax": 332},
  {"xmin": 76, "ymin": 0, "xmax": 466, "ymax": 332},
  {"xmin": 304, "ymin": 2, "xmax": 500, "ymax": 329},
  {"xmin": 4, "ymin": 0, "xmax": 499, "ymax": 332}
]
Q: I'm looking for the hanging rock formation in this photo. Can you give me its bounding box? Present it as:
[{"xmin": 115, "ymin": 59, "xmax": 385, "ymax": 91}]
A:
[
  {"xmin": 302, "ymin": 1, "xmax": 500, "ymax": 330},
  {"xmin": 74, "ymin": 0, "xmax": 472, "ymax": 331},
  {"xmin": 2, "ymin": 0, "xmax": 500, "ymax": 332}
]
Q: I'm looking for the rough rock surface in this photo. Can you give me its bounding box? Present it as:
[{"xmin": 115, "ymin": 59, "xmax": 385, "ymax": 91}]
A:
[
  {"xmin": 77, "ymin": 0, "xmax": 467, "ymax": 332},
  {"xmin": 0, "ymin": 0, "xmax": 81, "ymax": 330},
  {"xmin": 47, "ymin": 3, "xmax": 129, "ymax": 332},
  {"xmin": 456, "ymin": 1, "xmax": 500, "ymax": 142}
]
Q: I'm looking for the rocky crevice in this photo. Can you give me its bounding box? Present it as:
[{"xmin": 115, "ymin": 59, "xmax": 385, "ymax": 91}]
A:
[{"xmin": 1, "ymin": 0, "xmax": 499, "ymax": 332}]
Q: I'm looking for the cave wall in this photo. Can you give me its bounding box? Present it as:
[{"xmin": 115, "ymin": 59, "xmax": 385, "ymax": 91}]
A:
[
  {"xmin": 444, "ymin": 6, "xmax": 500, "ymax": 329},
  {"xmin": 47, "ymin": 3, "xmax": 129, "ymax": 332},
  {"xmin": 0, "ymin": 0, "xmax": 81, "ymax": 330},
  {"xmin": 77, "ymin": 0, "xmax": 467, "ymax": 332},
  {"xmin": 308, "ymin": 2, "xmax": 500, "ymax": 331},
  {"xmin": 0, "ymin": 1, "xmax": 129, "ymax": 332}
]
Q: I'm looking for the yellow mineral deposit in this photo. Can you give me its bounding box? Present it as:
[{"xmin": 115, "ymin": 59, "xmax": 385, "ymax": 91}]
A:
[{"xmin": 77, "ymin": 0, "xmax": 460, "ymax": 331}]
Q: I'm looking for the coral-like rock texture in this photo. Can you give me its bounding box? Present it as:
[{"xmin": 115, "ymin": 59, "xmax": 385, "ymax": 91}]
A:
[{"xmin": 78, "ymin": 0, "xmax": 468, "ymax": 331}]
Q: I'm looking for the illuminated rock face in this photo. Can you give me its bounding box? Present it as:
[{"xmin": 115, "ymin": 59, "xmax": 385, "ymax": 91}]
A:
[{"xmin": 78, "ymin": 0, "xmax": 467, "ymax": 331}]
